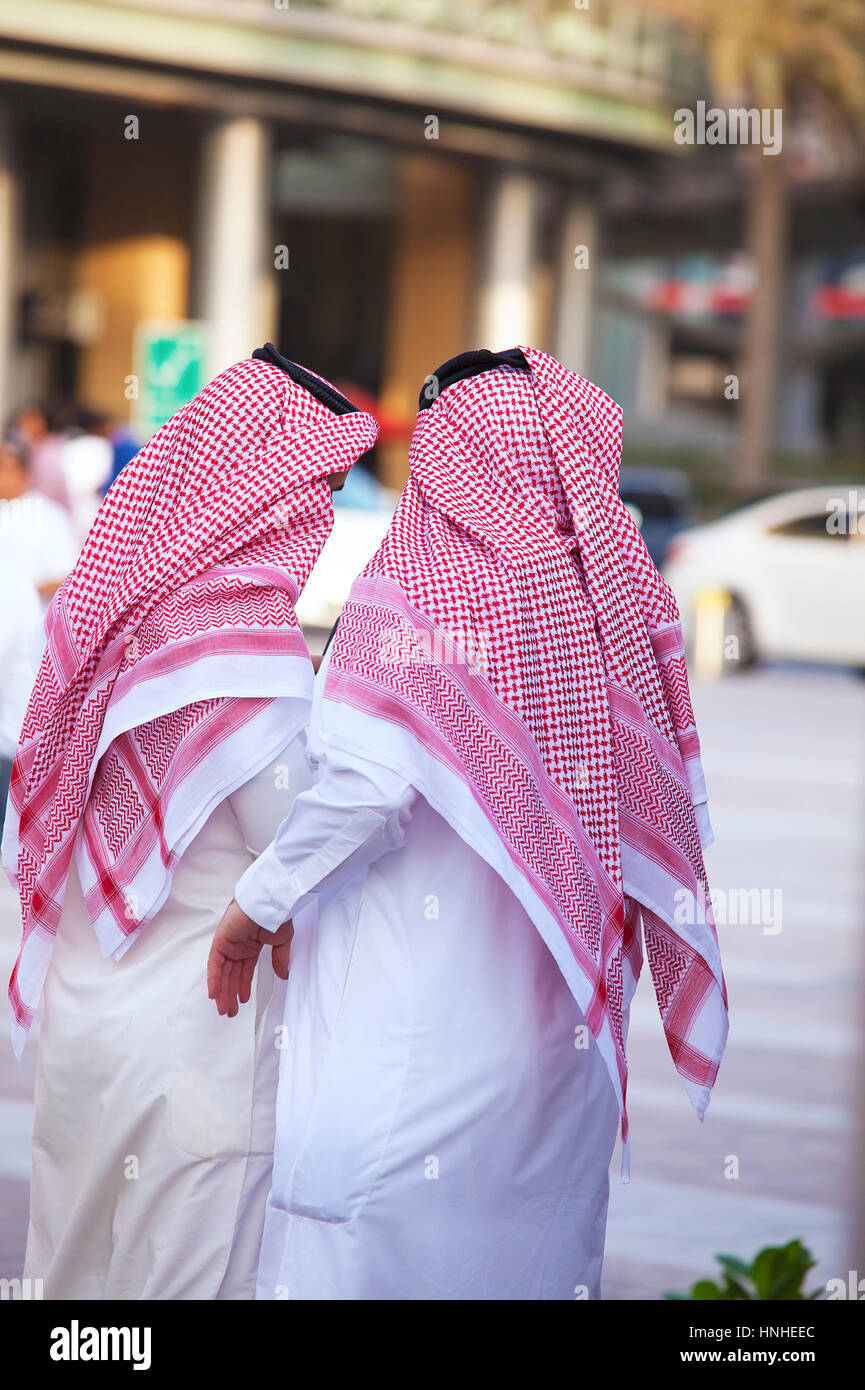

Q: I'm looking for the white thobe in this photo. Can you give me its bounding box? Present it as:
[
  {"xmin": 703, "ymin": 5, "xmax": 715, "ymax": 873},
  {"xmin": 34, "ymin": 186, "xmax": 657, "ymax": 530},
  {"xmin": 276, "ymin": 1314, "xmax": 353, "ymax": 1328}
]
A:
[
  {"xmin": 0, "ymin": 551, "xmax": 41, "ymax": 760},
  {"xmin": 0, "ymin": 491, "xmax": 78, "ymax": 595},
  {"xmin": 237, "ymin": 718, "xmax": 620, "ymax": 1301},
  {"xmin": 24, "ymin": 736, "xmax": 313, "ymax": 1300}
]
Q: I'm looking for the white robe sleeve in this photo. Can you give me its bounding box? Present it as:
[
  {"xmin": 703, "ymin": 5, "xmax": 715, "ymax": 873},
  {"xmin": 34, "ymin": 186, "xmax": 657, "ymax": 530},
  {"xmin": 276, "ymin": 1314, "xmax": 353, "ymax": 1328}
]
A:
[
  {"xmin": 234, "ymin": 749, "xmax": 416, "ymax": 933},
  {"xmin": 226, "ymin": 732, "xmax": 315, "ymax": 856}
]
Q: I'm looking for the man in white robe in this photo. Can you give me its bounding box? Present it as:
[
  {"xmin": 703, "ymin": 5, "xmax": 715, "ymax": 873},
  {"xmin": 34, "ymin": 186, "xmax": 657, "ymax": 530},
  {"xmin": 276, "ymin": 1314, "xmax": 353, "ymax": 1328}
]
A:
[
  {"xmin": 6, "ymin": 347, "xmax": 377, "ymax": 1298},
  {"xmin": 210, "ymin": 347, "xmax": 728, "ymax": 1301},
  {"xmin": 212, "ymin": 651, "xmax": 620, "ymax": 1300}
]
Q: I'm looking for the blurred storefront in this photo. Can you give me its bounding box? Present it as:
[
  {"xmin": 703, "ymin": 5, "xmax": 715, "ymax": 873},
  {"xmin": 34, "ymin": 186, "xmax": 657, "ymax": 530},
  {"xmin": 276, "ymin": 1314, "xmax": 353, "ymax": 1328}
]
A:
[{"xmin": 0, "ymin": 0, "xmax": 862, "ymax": 485}]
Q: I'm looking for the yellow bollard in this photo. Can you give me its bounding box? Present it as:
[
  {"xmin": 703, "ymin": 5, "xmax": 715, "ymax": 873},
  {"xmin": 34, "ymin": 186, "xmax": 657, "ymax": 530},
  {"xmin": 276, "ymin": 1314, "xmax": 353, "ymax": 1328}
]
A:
[{"xmin": 693, "ymin": 587, "xmax": 731, "ymax": 680}]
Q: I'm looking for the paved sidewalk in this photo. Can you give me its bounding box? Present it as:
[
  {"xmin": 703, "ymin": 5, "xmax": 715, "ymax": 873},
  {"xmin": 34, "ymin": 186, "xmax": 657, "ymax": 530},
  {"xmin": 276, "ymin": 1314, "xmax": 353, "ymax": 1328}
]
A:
[
  {"xmin": 0, "ymin": 665, "xmax": 862, "ymax": 1297},
  {"xmin": 603, "ymin": 666, "xmax": 864, "ymax": 1298}
]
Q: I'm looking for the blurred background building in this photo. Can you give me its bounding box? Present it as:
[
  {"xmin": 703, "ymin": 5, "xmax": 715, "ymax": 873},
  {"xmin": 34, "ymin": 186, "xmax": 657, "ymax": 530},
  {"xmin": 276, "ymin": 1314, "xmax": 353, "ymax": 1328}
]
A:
[{"xmin": 1, "ymin": 0, "xmax": 862, "ymax": 495}]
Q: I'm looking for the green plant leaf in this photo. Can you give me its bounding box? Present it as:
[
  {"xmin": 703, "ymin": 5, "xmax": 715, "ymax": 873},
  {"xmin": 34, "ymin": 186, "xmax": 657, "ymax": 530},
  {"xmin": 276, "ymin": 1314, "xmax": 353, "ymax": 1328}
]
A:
[
  {"xmin": 717, "ymin": 1254, "xmax": 751, "ymax": 1280},
  {"xmin": 690, "ymin": 1280, "xmax": 727, "ymax": 1300},
  {"xmin": 719, "ymin": 1274, "xmax": 753, "ymax": 1300},
  {"xmin": 750, "ymin": 1245, "xmax": 784, "ymax": 1299},
  {"xmin": 762, "ymin": 1241, "xmax": 816, "ymax": 1300},
  {"xmin": 662, "ymin": 1240, "xmax": 820, "ymax": 1300}
]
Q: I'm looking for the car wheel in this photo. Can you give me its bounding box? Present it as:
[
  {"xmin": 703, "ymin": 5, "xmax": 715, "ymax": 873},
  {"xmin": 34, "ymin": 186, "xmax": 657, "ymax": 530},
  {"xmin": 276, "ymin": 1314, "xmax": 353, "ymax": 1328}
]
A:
[{"xmin": 723, "ymin": 596, "xmax": 758, "ymax": 672}]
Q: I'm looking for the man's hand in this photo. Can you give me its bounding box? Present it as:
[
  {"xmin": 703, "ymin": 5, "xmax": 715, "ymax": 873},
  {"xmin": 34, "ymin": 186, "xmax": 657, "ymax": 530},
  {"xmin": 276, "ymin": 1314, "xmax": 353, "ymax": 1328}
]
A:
[{"xmin": 207, "ymin": 898, "xmax": 293, "ymax": 1018}]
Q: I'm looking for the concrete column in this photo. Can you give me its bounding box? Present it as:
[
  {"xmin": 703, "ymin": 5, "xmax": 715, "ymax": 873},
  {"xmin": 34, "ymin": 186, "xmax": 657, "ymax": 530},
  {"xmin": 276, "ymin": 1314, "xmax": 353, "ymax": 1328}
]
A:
[
  {"xmin": 476, "ymin": 169, "xmax": 542, "ymax": 349},
  {"xmin": 635, "ymin": 314, "xmax": 671, "ymax": 421},
  {"xmin": 0, "ymin": 108, "xmax": 19, "ymax": 424},
  {"xmin": 74, "ymin": 135, "xmax": 192, "ymax": 422},
  {"xmin": 196, "ymin": 117, "xmax": 274, "ymax": 380},
  {"xmin": 553, "ymin": 194, "xmax": 600, "ymax": 377},
  {"xmin": 378, "ymin": 156, "xmax": 476, "ymax": 490}
]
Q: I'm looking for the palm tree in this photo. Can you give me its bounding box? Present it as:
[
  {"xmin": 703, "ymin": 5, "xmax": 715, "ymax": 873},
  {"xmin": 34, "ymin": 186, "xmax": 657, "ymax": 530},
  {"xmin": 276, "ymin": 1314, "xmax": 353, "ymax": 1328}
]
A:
[{"xmin": 634, "ymin": 0, "xmax": 865, "ymax": 490}]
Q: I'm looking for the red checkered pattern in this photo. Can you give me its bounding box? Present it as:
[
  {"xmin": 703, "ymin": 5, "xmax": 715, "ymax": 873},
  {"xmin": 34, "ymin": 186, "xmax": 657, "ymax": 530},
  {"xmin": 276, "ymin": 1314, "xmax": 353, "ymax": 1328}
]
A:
[
  {"xmin": 326, "ymin": 347, "xmax": 726, "ymax": 1128},
  {"xmin": 6, "ymin": 356, "xmax": 378, "ymax": 1040}
]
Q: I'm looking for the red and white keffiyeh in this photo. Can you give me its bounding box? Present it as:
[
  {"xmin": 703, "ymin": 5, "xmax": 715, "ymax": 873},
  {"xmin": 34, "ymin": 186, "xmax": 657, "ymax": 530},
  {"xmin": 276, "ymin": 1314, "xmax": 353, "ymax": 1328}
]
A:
[
  {"xmin": 322, "ymin": 347, "xmax": 727, "ymax": 1162},
  {"xmin": 4, "ymin": 356, "xmax": 378, "ymax": 1054}
]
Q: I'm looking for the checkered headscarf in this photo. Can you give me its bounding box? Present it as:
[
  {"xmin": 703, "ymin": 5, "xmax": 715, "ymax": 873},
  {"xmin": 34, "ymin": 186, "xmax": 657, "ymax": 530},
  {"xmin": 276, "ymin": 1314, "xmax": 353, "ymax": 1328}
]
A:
[
  {"xmin": 4, "ymin": 356, "xmax": 378, "ymax": 1051},
  {"xmin": 323, "ymin": 347, "xmax": 727, "ymax": 1141}
]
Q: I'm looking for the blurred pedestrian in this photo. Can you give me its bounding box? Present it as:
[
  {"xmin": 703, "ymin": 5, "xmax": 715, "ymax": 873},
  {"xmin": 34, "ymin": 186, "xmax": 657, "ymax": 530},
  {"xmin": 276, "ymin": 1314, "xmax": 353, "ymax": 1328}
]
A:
[
  {"xmin": 0, "ymin": 432, "xmax": 78, "ymax": 602},
  {"xmin": 10, "ymin": 401, "xmax": 71, "ymax": 513},
  {"xmin": 0, "ymin": 547, "xmax": 41, "ymax": 821},
  {"xmin": 91, "ymin": 413, "xmax": 140, "ymax": 496},
  {"xmin": 60, "ymin": 408, "xmax": 113, "ymax": 542}
]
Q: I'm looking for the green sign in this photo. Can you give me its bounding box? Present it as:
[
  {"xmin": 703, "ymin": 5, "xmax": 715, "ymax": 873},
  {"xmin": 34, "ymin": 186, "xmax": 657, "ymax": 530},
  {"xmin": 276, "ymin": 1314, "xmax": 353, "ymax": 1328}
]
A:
[{"xmin": 135, "ymin": 320, "xmax": 207, "ymax": 437}]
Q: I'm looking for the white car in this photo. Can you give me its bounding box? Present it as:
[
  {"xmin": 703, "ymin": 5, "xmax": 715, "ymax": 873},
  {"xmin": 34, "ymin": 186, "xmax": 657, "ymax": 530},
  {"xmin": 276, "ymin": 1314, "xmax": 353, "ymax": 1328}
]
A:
[
  {"xmin": 662, "ymin": 485, "xmax": 865, "ymax": 669},
  {"xmin": 296, "ymin": 491, "xmax": 396, "ymax": 636}
]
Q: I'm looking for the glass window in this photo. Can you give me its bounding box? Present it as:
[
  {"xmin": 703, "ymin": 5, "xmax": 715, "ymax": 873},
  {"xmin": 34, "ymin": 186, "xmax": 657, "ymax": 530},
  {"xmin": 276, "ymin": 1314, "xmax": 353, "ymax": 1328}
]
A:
[{"xmin": 769, "ymin": 512, "xmax": 850, "ymax": 540}]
